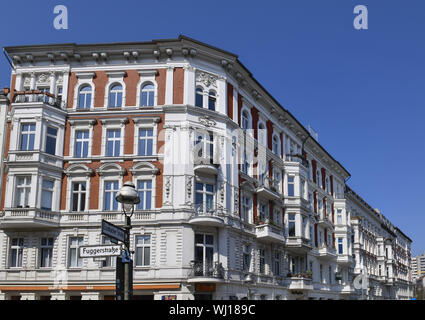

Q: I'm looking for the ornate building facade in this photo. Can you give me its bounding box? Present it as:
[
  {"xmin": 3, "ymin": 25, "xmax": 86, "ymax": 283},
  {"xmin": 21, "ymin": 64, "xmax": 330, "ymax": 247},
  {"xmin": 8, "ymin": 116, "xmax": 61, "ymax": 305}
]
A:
[{"xmin": 0, "ymin": 36, "xmax": 413, "ymax": 300}]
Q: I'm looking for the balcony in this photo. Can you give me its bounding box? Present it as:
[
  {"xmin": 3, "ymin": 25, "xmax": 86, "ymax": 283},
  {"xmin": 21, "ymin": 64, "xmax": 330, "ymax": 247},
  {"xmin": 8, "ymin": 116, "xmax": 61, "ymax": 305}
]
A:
[
  {"xmin": 7, "ymin": 150, "xmax": 63, "ymax": 167},
  {"xmin": 317, "ymin": 245, "xmax": 337, "ymax": 260},
  {"xmin": 193, "ymin": 154, "xmax": 219, "ymax": 176},
  {"xmin": 284, "ymin": 274, "xmax": 313, "ymax": 291},
  {"xmin": 337, "ymin": 254, "xmax": 354, "ymax": 266},
  {"xmin": 12, "ymin": 90, "xmax": 65, "ymax": 109},
  {"xmin": 187, "ymin": 261, "xmax": 225, "ymax": 283},
  {"xmin": 0, "ymin": 208, "xmax": 59, "ymax": 229},
  {"xmin": 318, "ymin": 214, "xmax": 333, "ymax": 229},
  {"xmin": 256, "ymin": 177, "xmax": 281, "ymax": 201},
  {"xmin": 285, "ymin": 236, "xmax": 312, "ymax": 254},
  {"xmin": 255, "ymin": 222, "xmax": 285, "ymax": 243},
  {"xmin": 188, "ymin": 206, "xmax": 224, "ymax": 227}
]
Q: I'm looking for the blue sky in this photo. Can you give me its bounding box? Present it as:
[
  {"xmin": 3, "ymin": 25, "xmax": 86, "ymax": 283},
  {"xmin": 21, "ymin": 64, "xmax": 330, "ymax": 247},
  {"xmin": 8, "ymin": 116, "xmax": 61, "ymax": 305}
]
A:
[{"xmin": 0, "ymin": 0, "xmax": 424, "ymax": 255}]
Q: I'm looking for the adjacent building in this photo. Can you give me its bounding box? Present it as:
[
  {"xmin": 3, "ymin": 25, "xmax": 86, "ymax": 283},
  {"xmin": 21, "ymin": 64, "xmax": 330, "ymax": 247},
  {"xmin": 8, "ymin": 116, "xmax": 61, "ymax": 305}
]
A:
[
  {"xmin": 412, "ymin": 253, "xmax": 425, "ymax": 280},
  {"xmin": 0, "ymin": 36, "xmax": 414, "ymax": 300}
]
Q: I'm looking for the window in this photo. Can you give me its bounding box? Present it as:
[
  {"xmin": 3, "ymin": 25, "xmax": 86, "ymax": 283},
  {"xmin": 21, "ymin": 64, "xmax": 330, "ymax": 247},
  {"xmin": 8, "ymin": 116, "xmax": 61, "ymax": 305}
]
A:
[
  {"xmin": 135, "ymin": 235, "xmax": 151, "ymax": 267},
  {"xmin": 317, "ymin": 169, "xmax": 322, "ymax": 188},
  {"xmin": 68, "ymin": 237, "xmax": 83, "ymax": 268},
  {"xmin": 208, "ymin": 90, "xmax": 216, "ymax": 110},
  {"xmin": 242, "ymin": 151, "xmax": 249, "ymax": 175},
  {"xmin": 195, "ymin": 182, "xmax": 214, "ymax": 213},
  {"xmin": 138, "ymin": 128, "xmax": 154, "ymax": 156},
  {"xmin": 194, "ymin": 234, "xmax": 214, "ymax": 276},
  {"xmin": 109, "ymin": 84, "xmax": 123, "ymax": 108},
  {"xmin": 274, "ymin": 251, "xmax": 280, "ymax": 276},
  {"xmin": 272, "ymin": 135, "xmax": 279, "ymax": 154},
  {"xmin": 242, "ymin": 111, "xmax": 250, "ymax": 130},
  {"xmin": 338, "ymin": 238, "xmax": 343, "ymax": 254},
  {"xmin": 56, "ymin": 86, "xmax": 63, "ymax": 102},
  {"xmin": 325, "ymin": 177, "xmax": 330, "ymax": 193},
  {"xmin": 40, "ymin": 238, "xmax": 53, "ymax": 268},
  {"xmin": 258, "ymin": 123, "xmax": 266, "ymax": 145},
  {"xmin": 301, "ymin": 179, "xmax": 306, "ymax": 199},
  {"xmin": 137, "ymin": 180, "xmax": 152, "ymax": 210},
  {"xmin": 10, "ymin": 238, "xmax": 24, "ymax": 268},
  {"xmin": 337, "ymin": 209, "xmax": 343, "ymax": 225},
  {"xmin": 287, "ymin": 176, "xmax": 295, "ymax": 197},
  {"xmin": 45, "ymin": 127, "xmax": 57, "ymax": 155},
  {"xmin": 20, "ymin": 123, "xmax": 36, "ymax": 151},
  {"xmin": 320, "ymin": 264, "xmax": 323, "ymax": 283},
  {"xmin": 104, "ymin": 181, "xmax": 119, "ymax": 211},
  {"xmin": 242, "ymin": 244, "xmax": 251, "ymax": 272},
  {"xmin": 78, "ymin": 85, "xmax": 92, "ymax": 109},
  {"xmin": 102, "ymin": 237, "xmax": 116, "ymax": 268},
  {"xmin": 41, "ymin": 179, "xmax": 54, "ymax": 211},
  {"xmin": 194, "ymin": 131, "xmax": 214, "ymax": 164},
  {"xmin": 195, "ymin": 87, "xmax": 203, "ymax": 107},
  {"xmin": 15, "ymin": 176, "xmax": 31, "ymax": 208},
  {"xmin": 75, "ymin": 130, "xmax": 89, "ymax": 158},
  {"xmin": 259, "ymin": 249, "xmax": 266, "ymax": 274},
  {"xmin": 141, "ymin": 83, "xmax": 155, "ymax": 107},
  {"xmin": 288, "ymin": 214, "xmax": 296, "ymax": 237},
  {"xmin": 37, "ymin": 87, "xmax": 50, "ymax": 103},
  {"xmin": 106, "ymin": 129, "xmax": 121, "ymax": 157},
  {"xmin": 71, "ymin": 182, "xmax": 86, "ymax": 212},
  {"xmin": 241, "ymin": 195, "xmax": 251, "ymax": 223},
  {"xmin": 258, "ymin": 201, "xmax": 268, "ymax": 222}
]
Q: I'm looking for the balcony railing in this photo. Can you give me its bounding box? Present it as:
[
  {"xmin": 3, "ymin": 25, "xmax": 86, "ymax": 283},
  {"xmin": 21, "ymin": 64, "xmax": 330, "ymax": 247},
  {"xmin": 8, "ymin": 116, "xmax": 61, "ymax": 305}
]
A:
[
  {"xmin": 189, "ymin": 261, "xmax": 224, "ymax": 279},
  {"xmin": 12, "ymin": 90, "xmax": 65, "ymax": 109}
]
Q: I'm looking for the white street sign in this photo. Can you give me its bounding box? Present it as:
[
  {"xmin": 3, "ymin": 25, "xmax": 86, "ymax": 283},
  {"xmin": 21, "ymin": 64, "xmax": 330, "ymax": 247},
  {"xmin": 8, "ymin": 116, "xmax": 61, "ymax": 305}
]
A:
[{"xmin": 79, "ymin": 245, "xmax": 122, "ymax": 258}]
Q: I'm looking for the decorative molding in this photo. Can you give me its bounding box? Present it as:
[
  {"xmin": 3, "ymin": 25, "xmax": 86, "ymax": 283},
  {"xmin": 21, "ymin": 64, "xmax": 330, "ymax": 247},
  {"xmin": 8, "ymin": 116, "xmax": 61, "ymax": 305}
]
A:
[
  {"xmin": 96, "ymin": 163, "xmax": 126, "ymax": 176},
  {"xmin": 68, "ymin": 118, "xmax": 97, "ymax": 127},
  {"xmin": 132, "ymin": 116, "xmax": 161, "ymax": 125},
  {"xmin": 64, "ymin": 164, "xmax": 94, "ymax": 177},
  {"xmin": 199, "ymin": 115, "xmax": 216, "ymax": 127},
  {"xmin": 129, "ymin": 162, "xmax": 160, "ymax": 176},
  {"xmin": 99, "ymin": 117, "xmax": 129, "ymax": 125},
  {"xmin": 196, "ymin": 71, "xmax": 218, "ymax": 88},
  {"xmin": 138, "ymin": 69, "xmax": 158, "ymax": 77}
]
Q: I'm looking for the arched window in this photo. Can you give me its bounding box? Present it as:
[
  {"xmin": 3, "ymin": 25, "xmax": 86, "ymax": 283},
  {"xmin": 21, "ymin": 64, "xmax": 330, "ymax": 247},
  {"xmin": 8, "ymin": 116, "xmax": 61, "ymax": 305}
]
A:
[
  {"xmin": 242, "ymin": 110, "xmax": 250, "ymax": 130},
  {"xmin": 78, "ymin": 85, "xmax": 92, "ymax": 109},
  {"xmin": 109, "ymin": 84, "xmax": 123, "ymax": 108},
  {"xmin": 208, "ymin": 90, "xmax": 216, "ymax": 111},
  {"xmin": 272, "ymin": 135, "xmax": 279, "ymax": 154},
  {"xmin": 258, "ymin": 123, "xmax": 266, "ymax": 146},
  {"xmin": 195, "ymin": 87, "xmax": 203, "ymax": 107},
  {"xmin": 141, "ymin": 82, "xmax": 155, "ymax": 107}
]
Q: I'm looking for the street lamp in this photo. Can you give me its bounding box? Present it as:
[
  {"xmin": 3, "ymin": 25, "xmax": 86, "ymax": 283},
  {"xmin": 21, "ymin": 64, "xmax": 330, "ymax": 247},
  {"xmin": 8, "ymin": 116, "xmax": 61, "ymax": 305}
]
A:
[
  {"xmin": 243, "ymin": 274, "xmax": 255, "ymax": 300},
  {"xmin": 116, "ymin": 181, "xmax": 140, "ymax": 300}
]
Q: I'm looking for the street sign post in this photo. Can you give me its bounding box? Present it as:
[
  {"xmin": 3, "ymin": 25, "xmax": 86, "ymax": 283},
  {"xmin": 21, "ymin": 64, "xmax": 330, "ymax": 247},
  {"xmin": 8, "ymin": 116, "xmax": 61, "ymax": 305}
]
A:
[
  {"xmin": 116, "ymin": 257, "xmax": 133, "ymax": 300},
  {"xmin": 101, "ymin": 219, "xmax": 126, "ymax": 243},
  {"xmin": 79, "ymin": 244, "xmax": 122, "ymax": 258}
]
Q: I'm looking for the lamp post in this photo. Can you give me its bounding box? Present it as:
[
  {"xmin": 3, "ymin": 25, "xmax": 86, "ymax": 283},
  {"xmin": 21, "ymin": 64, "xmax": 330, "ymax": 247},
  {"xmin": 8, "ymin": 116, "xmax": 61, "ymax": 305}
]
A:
[{"xmin": 115, "ymin": 181, "xmax": 140, "ymax": 300}]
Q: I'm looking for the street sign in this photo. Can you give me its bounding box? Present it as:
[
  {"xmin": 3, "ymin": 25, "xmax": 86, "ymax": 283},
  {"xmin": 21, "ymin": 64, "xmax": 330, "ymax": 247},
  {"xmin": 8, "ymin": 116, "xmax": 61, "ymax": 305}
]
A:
[
  {"xmin": 101, "ymin": 219, "xmax": 126, "ymax": 243},
  {"xmin": 79, "ymin": 244, "xmax": 122, "ymax": 258}
]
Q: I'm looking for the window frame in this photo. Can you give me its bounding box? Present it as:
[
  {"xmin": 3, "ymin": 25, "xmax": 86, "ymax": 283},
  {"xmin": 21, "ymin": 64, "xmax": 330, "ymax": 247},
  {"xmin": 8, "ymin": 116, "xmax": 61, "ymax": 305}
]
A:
[{"xmin": 135, "ymin": 234, "xmax": 151, "ymax": 267}]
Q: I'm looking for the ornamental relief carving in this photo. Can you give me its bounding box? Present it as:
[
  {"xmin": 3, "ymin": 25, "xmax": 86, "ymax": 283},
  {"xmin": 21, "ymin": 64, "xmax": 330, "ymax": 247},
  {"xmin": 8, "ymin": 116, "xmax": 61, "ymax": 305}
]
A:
[
  {"xmin": 198, "ymin": 116, "xmax": 216, "ymax": 127},
  {"xmin": 36, "ymin": 73, "xmax": 50, "ymax": 85},
  {"xmin": 196, "ymin": 71, "xmax": 218, "ymax": 88}
]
